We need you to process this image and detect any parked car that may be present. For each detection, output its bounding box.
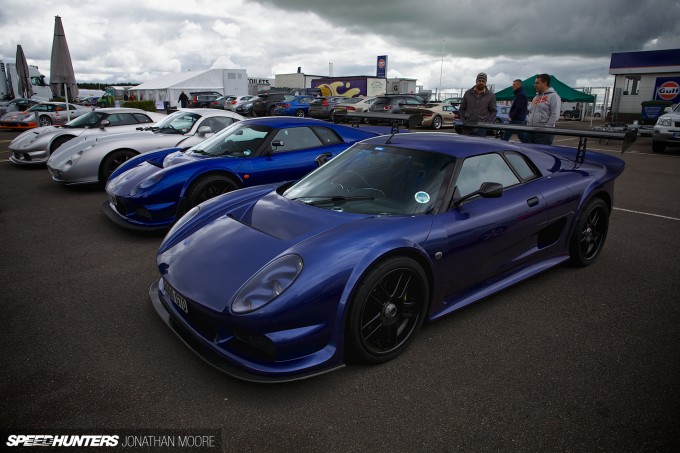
[495,104,511,124]
[402,103,460,130]
[235,97,259,116]
[208,95,233,110]
[78,96,100,107]
[308,96,349,121]
[272,95,314,117]
[102,117,380,230]
[0,98,40,116]
[252,93,293,116]
[46,109,244,185]
[368,95,425,116]
[0,102,89,130]
[652,103,680,153]
[188,91,222,108]
[9,108,165,166]
[147,128,626,382]
[222,95,256,111]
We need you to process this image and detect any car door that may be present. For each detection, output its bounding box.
[236,126,345,185]
[431,152,549,302]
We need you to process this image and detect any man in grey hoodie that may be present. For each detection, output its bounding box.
[525,74,561,144]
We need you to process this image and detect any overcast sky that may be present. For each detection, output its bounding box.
[1,0,679,93]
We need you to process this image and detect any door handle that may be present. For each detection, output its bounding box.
[527,196,539,207]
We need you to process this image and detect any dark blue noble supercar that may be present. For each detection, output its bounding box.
[149,129,626,382]
[103,117,380,230]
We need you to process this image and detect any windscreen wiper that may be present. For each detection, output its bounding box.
[294,195,375,206]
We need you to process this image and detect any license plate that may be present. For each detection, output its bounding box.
[672,132,680,139]
[165,281,189,313]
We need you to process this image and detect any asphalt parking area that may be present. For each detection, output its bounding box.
[1,125,679,452]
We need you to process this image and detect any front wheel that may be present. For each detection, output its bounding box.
[347,256,429,364]
[39,115,52,127]
[295,109,306,117]
[187,175,240,208]
[569,198,609,267]
[100,149,137,183]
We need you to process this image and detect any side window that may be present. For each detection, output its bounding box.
[110,114,137,126]
[199,116,234,134]
[505,152,539,181]
[456,153,520,198]
[271,127,323,153]
[133,113,154,124]
[312,127,343,145]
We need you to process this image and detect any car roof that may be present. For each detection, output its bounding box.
[360,132,525,159]
[93,107,148,114]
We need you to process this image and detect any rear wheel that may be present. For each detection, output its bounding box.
[431,115,442,130]
[39,115,52,127]
[347,256,428,364]
[569,198,609,267]
[187,175,240,208]
[99,149,137,184]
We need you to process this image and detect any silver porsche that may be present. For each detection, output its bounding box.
[9,107,166,166]
[46,108,244,185]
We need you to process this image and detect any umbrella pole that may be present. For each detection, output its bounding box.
[64,83,71,121]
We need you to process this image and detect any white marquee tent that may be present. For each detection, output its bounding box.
[131,69,248,107]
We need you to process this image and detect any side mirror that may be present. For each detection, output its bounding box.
[315,152,333,166]
[99,120,110,129]
[197,125,212,136]
[453,182,503,207]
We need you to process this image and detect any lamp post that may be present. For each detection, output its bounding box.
[438,40,445,101]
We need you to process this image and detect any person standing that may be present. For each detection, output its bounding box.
[178,91,189,108]
[525,74,561,144]
[501,79,528,142]
[458,72,497,137]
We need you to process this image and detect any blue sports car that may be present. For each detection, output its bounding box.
[103,117,380,230]
[148,127,630,382]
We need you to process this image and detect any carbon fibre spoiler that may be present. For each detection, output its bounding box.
[464,122,637,164]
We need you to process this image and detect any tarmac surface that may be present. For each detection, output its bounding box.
[1,121,679,452]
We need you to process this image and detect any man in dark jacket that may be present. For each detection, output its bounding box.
[178,91,189,108]
[501,79,528,142]
[458,72,497,137]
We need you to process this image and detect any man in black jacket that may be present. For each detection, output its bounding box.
[501,79,528,142]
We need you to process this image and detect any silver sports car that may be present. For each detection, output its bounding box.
[9,108,166,166]
[46,108,244,185]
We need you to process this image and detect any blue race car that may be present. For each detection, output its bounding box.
[272,95,314,117]
[149,126,632,383]
[102,117,379,230]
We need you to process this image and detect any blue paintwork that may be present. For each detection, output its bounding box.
[104,117,379,230]
[272,95,314,117]
[150,132,625,382]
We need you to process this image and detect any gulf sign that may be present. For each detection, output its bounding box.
[653,77,680,102]
[376,55,388,78]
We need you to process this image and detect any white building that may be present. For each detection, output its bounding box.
[131,69,248,107]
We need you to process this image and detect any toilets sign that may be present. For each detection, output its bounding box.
[654,77,680,102]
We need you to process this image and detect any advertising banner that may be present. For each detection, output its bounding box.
[653,76,680,103]
[376,56,388,78]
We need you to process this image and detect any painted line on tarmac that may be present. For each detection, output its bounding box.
[614,207,680,222]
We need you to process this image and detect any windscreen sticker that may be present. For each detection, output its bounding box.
[243,150,251,156]
[414,191,430,204]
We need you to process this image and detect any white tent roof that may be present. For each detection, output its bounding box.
[134,69,229,91]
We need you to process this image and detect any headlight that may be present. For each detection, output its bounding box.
[231,254,304,314]
[656,117,672,126]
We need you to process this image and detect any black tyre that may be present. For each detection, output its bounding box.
[187,174,240,208]
[569,198,609,267]
[347,256,429,364]
[268,106,277,116]
[295,109,306,117]
[652,140,665,153]
[99,149,137,183]
[431,115,442,130]
[50,135,74,154]
[494,118,502,124]
[39,115,52,127]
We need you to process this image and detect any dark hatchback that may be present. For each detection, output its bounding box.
[308,96,349,121]
[252,93,293,116]
[368,95,425,115]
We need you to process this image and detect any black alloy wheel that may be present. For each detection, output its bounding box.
[100,149,137,184]
[347,256,428,364]
[569,198,609,267]
[295,109,305,117]
[187,175,240,208]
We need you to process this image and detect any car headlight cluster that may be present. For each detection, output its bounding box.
[656,117,672,126]
[231,254,303,314]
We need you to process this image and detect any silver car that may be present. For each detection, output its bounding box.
[46,108,244,185]
[652,103,680,153]
[9,108,166,166]
[0,101,89,129]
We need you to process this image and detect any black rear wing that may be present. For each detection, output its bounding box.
[461,122,638,164]
[333,111,423,133]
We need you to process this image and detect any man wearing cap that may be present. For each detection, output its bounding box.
[458,72,497,137]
